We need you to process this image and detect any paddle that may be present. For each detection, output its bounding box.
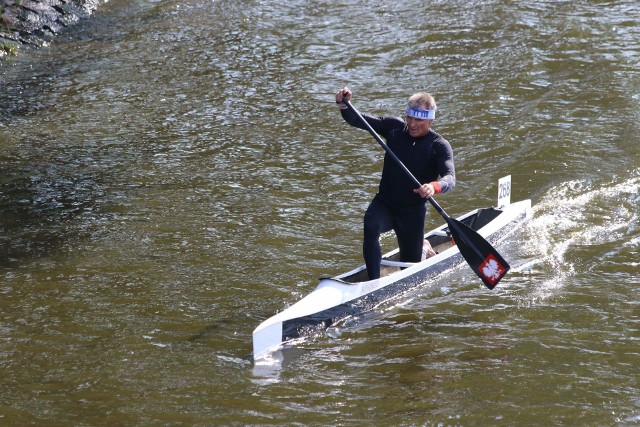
[342,98,510,289]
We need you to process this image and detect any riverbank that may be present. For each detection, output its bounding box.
[0,0,105,59]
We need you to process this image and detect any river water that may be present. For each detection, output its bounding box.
[0,0,639,425]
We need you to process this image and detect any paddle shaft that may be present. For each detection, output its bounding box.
[342,98,510,288]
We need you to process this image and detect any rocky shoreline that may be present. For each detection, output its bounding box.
[0,0,106,59]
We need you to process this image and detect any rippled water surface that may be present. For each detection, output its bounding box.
[1,0,639,425]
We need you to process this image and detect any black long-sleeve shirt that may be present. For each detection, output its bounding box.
[341,108,456,207]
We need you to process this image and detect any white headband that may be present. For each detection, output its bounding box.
[406,106,436,120]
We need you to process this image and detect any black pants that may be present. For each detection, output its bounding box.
[363,195,427,280]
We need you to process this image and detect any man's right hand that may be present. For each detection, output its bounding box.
[335,87,352,105]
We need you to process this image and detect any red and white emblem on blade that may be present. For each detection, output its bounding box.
[480,254,506,286]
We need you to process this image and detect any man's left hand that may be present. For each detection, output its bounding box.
[414,183,435,199]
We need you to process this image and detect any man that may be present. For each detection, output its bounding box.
[335,87,455,280]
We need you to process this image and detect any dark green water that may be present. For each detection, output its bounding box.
[0,0,638,425]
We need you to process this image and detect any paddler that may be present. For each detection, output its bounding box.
[335,87,456,280]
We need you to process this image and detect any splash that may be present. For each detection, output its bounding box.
[517,171,639,303]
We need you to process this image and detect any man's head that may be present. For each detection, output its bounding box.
[405,92,437,138]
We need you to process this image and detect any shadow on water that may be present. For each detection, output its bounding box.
[0,157,101,267]
[187,322,225,343]
[187,319,255,363]
[0,42,113,268]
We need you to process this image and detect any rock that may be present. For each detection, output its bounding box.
[0,0,106,58]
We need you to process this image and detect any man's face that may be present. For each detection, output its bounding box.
[406,116,432,138]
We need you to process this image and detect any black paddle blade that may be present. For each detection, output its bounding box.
[446,217,510,289]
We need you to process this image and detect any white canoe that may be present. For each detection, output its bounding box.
[253,186,532,361]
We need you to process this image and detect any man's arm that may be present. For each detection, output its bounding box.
[434,139,456,194]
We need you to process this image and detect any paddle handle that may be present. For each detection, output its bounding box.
[342,99,447,217]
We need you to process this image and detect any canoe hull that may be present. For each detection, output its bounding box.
[253,199,532,361]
